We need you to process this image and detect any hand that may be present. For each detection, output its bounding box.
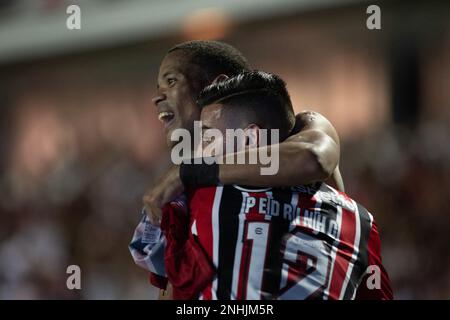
[143,165,184,226]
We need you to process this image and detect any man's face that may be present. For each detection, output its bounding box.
[153,50,205,148]
[200,103,259,158]
[199,103,228,156]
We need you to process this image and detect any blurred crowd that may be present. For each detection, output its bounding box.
[341,120,450,299]
[0,85,167,299]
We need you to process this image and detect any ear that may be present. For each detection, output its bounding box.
[211,74,229,85]
[244,124,260,148]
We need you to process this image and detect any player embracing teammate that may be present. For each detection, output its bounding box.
[129,41,393,300]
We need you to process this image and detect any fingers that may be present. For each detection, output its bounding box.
[149,207,162,226]
[143,194,162,226]
[142,166,183,226]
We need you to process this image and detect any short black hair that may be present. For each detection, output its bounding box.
[197,71,295,141]
[168,40,251,80]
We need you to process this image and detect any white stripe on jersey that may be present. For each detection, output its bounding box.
[339,199,361,300]
[245,222,270,299]
[312,188,322,235]
[243,191,274,299]
[191,220,198,236]
[367,210,374,228]
[211,186,223,300]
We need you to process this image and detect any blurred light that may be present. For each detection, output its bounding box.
[11,106,70,180]
[182,8,232,40]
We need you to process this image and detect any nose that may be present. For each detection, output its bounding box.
[152,92,166,107]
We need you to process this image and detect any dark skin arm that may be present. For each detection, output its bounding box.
[219,111,344,190]
[143,110,344,225]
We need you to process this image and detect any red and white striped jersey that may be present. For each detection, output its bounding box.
[187,182,393,300]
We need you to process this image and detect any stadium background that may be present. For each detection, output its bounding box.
[0,0,448,299]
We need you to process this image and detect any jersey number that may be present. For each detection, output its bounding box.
[240,223,331,299]
[278,231,331,299]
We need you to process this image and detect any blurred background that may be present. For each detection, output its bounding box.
[0,0,449,299]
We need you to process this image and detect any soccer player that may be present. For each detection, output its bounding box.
[130,40,343,298]
[170,71,392,299]
[145,40,344,223]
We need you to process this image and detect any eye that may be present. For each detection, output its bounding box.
[167,78,177,86]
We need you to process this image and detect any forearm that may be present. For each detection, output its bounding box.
[327,166,345,192]
[218,141,332,187]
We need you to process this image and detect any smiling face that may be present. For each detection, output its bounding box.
[153,50,207,148]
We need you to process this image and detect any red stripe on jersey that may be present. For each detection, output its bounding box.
[236,192,269,299]
[297,191,318,229]
[189,187,217,300]
[355,221,394,300]
[327,205,357,299]
[247,191,272,221]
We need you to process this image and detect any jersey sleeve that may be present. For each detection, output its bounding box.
[355,220,394,300]
[129,208,167,277]
[161,198,215,299]
[149,272,168,290]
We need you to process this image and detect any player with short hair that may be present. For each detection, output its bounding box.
[151,71,393,299]
[130,40,344,299]
[145,40,344,223]
[177,70,392,299]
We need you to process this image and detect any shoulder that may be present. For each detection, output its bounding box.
[292,110,339,145]
[295,110,332,130]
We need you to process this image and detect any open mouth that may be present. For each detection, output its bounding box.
[157,111,175,127]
